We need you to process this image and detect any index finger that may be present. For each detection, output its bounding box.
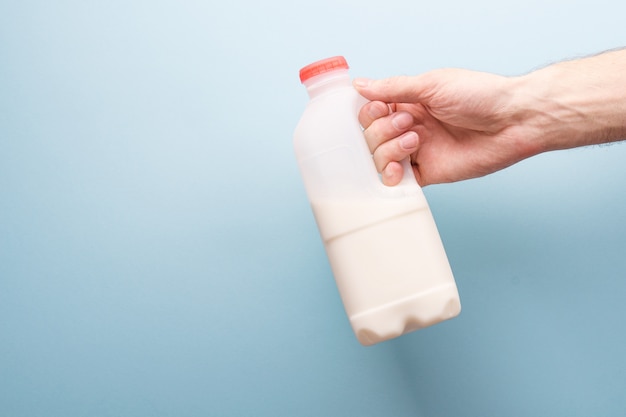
[358,100,395,129]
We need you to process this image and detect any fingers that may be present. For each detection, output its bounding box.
[363,111,415,153]
[381,161,404,186]
[356,84,423,186]
[358,100,395,129]
[374,131,419,186]
[358,103,419,186]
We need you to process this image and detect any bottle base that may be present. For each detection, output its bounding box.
[349,283,461,346]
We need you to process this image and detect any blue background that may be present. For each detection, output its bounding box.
[1,1,625,416]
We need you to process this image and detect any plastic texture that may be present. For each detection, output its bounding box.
[299,56,349,83]
[293,57,461,346]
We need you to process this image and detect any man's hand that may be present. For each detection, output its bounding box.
[354,49,626,186]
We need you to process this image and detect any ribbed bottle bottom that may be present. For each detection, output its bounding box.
[350,284,461,346]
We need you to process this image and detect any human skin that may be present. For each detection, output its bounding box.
[354,48,626,187]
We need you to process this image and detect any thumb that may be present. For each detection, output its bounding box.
[353,75,433,103]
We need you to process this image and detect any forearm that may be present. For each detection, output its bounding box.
[512,48,626,155]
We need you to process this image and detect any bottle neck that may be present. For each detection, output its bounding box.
[303,69,351,99]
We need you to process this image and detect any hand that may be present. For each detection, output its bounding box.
[354,69,538,186]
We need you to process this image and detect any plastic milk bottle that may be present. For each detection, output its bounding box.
[293,56,461,345]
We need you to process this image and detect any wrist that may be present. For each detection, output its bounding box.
[511,51,626,155]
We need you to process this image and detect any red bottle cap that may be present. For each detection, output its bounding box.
[299,56,349,83]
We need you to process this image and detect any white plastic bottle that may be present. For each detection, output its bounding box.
[293,56,461,346]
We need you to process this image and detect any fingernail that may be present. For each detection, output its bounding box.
[367,102,387,119]
[400,132,418,150]
[392,112,413,130]
[353,78,371,88]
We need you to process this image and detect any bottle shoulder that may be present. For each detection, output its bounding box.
[304,72,355,100]
[295,90,363,136]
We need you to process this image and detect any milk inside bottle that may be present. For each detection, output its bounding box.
[293,56,461,345]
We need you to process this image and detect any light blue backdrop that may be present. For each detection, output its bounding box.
[1,1,625,416]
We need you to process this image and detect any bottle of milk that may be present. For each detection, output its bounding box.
[293,56,461,346]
